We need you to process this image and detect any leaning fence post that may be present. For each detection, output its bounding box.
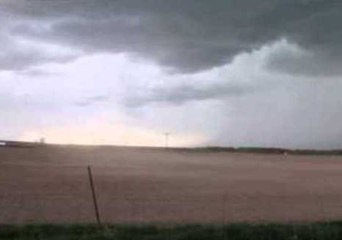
[87,166,101,225]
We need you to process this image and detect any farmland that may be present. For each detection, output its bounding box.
[1,145,342,224]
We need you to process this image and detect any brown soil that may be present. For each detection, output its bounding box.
[1,145,342,224]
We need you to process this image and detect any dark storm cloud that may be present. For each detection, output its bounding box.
[1,0,341,75]
[125,82,256,107]
[266,46,342,77]
[0,46,75,71]
[0,32,47,71]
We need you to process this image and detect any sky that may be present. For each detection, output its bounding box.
[1,0,342,149]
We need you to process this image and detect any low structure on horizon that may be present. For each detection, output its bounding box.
[0,140,40,148]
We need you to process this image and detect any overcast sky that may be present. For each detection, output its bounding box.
[1,0,342,149]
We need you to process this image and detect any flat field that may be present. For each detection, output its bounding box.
[1,145,342,224]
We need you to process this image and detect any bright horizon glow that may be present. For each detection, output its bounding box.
[18,116,206,147]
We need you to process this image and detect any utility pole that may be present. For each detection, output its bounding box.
[164,132,170,148]
[39,137,45,144]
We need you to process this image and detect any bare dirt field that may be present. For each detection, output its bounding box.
[1,145,342,224]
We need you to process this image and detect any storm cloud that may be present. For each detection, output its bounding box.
[1,0,341,74]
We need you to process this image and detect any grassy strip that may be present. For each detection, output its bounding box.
[1,222,342,240]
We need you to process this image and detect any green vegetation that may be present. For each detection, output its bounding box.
[1,222,342,240]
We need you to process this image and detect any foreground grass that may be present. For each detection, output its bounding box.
[1,222,342,240]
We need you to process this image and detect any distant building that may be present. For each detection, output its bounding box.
[0,140,39,148]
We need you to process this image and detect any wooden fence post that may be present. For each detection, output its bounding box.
[87,166,101,225]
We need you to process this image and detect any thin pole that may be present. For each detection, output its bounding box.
[164,133,170,148]
[87,166,101,225]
